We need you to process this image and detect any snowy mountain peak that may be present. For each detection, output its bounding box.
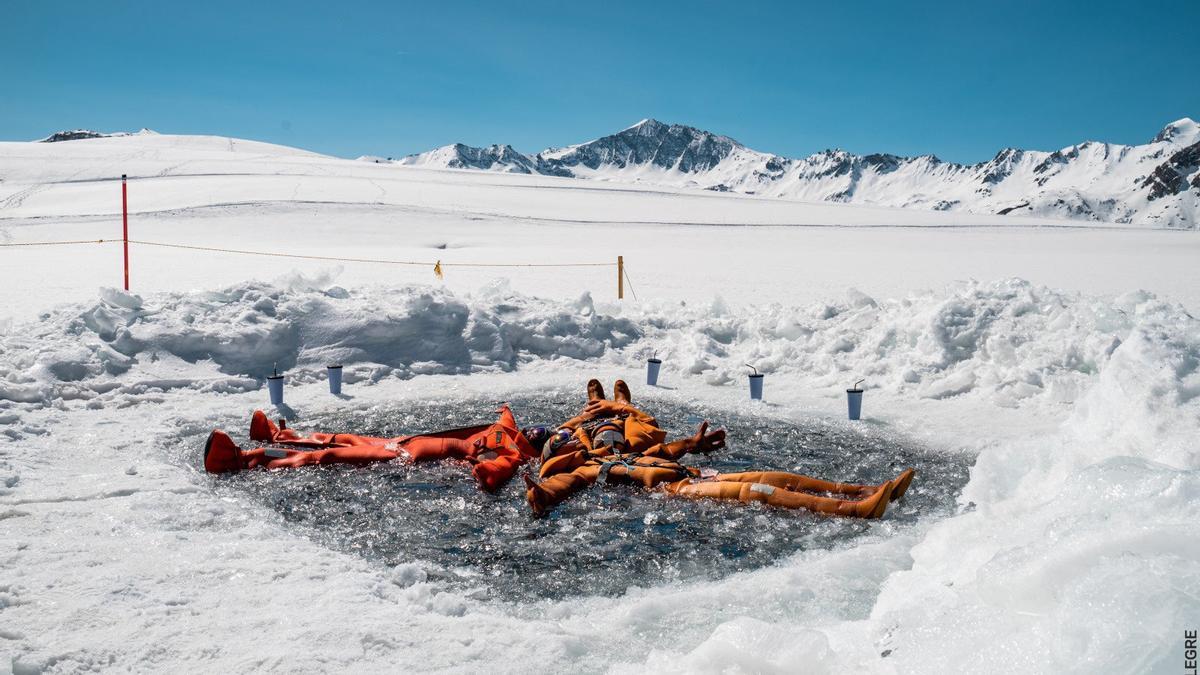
[397,141,538,174]
[537,120,747,174]
[617,118,741,147]
[1153,117,1199,144]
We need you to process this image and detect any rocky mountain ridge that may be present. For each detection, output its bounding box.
[396,118,1200,228]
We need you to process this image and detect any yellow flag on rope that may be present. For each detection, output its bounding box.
[433,260,443,280]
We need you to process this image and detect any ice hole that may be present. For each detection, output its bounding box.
[189,393,971,601]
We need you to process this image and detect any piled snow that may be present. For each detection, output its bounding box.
[846,296,1200,672]
[630,289,1200,672]
[0,277,1170,417]
[625,279,1141,409]
[676,293,1200,667]
[0,279,638,414]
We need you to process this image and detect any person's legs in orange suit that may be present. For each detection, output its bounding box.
[402,436,473,461]
[259,445,400,469]
[204,430,400,473]
[717,471,879,498]
[719,469,916,502]
[249,410,393,448]
[665,477,895,518]
[525,464,602,516]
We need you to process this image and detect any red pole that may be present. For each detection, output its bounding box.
[122,174,129,291]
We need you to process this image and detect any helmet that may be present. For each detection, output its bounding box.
[521,426,550,447]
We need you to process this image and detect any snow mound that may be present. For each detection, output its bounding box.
[629,279,1155,409]
[0,277,1188,419]
[0,278,641,411]
[636,288,1200,672]
[850,295,1200,672]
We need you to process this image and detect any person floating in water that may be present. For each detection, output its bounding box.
[203,405,545,492]
[525,379,914,518]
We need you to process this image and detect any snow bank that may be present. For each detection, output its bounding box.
[0,276,1165,416]
[0,278,640,414]
[845,295,1200,673]
[645,289,1200,672]
[626,278,1145,410]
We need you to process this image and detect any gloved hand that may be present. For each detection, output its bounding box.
[689,422,726,454]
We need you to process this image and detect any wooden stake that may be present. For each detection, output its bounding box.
[122,174,129,291]
[617,255,624,300]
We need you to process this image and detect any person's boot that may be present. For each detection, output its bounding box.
[613,380,631,404]
[853,480,894,519]
[204,430,243,474]
[891,469,916,502]
[587,379,606,402]
[524,474,549,517]
[249,410,278,443]
[473,456,519,493]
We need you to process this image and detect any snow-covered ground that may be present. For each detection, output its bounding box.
[1,134,1198,673]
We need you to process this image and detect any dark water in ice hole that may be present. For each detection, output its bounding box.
[191,393,971,602]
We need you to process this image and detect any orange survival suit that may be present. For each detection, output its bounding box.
[204,406,537,492]
[525,402,910,518]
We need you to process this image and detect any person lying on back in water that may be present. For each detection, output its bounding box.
[203,405,547,492]
[524,379,915,518]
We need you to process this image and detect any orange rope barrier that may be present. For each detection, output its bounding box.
[0,182,633,297]
[1,237,633,297]
[0,238,613,267]
[125,239,615,268]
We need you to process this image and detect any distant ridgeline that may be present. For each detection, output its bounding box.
[393,118,1200,228]
[38,129,156,143]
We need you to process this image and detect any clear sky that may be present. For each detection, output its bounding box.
[3,0,1197,163]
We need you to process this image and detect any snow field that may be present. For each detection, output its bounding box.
[3,202,1199,327]
[2,132,1198,327]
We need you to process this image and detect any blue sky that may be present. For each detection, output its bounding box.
[3,0,1197,163]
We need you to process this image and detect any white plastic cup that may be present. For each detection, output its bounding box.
[847,388,864,420]
[749,373,764,400]
[327,365,343,395]
[646,358,662,386]
[267,374,284,406]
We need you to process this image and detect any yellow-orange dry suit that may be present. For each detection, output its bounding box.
[527,404,904,519]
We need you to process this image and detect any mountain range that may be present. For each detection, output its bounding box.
[392,118,1200,228]
[39,128,156,143]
